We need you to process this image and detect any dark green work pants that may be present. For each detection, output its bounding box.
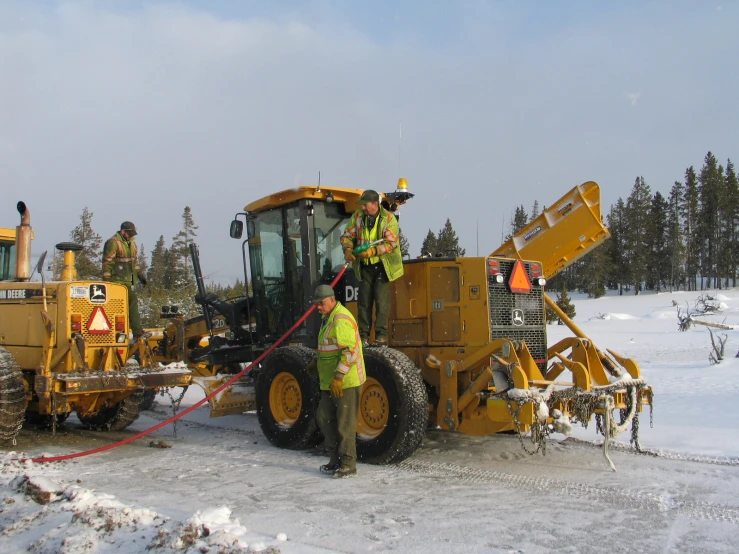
[358,261,390,342]
[125,284,143,336]
[316,386,361,470]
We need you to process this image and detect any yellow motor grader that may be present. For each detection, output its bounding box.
[148,180,652,465]
[0,203,191,442]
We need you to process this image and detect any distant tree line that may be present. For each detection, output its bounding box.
[549,151,738,297]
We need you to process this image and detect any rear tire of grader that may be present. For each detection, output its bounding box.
[24,412,69,428]
[357,347,428,465]
[0,346,28,442]
[78,392,143,431]
[139,389,156,411]
[256,346,322,450]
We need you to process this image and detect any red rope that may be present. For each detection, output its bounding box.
[21,266,348,463]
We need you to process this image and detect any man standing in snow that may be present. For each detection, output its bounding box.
[312,284,365,479]
[102,221,147,339]
[340,189,404,346]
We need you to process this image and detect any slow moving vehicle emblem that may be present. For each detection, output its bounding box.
[89,284,107,303]
[512,308,524,326]
[87,306,112,334]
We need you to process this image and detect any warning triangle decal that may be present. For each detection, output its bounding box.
[508,260,532,294]
[87,306,112,335]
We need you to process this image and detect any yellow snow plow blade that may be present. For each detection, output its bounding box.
[192,375,256,418]
[492,181,610,280]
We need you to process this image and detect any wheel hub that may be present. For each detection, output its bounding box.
[357,378,389,438]
[269,372,302,427]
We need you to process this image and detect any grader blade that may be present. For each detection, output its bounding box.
[192,375,256,417]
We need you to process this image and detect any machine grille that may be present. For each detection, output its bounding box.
[71,298,125,345]
[488,260,547,370]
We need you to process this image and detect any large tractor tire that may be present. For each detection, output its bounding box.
[256,346,321,449]
[0,346,28,442]
[357,347,428,464]
[139,389,157,411]
[78,392,143,431]
[25,412,69,428]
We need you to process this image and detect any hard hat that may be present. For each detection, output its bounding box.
[120,221,137,236]
[312,284,335,303]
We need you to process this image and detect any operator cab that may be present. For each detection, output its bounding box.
[233,192,355,347]
[0,228,18,281]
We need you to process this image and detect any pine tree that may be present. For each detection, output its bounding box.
[147,235,169,289]
[698,152,722,288]
[504,205,529,240]
[530,200,540,220]
[725,159,739,286]
[547,285,575,324]
[605,199,628,294]
[624,177,652,294]
[170,206,199,288]
[399,228,410,259]
[70,207,103,279]
[578,242,611,298]
[436,219,466,257]
[682,166,700,290]
[667,181,686,291]
[420,229,437,257]
[645,191,670,291]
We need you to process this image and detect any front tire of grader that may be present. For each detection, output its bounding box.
[0,346,28,442]
[357,348,428,465]
[256,346,321,450]
[77,392,143,431]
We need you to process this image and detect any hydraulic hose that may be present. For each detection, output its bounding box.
[18,265,349,463]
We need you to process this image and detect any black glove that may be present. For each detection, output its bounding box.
[138,272,148,286]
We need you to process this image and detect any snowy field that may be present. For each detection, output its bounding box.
[3,288,739,553]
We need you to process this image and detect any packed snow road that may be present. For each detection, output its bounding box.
[2,395,738,553]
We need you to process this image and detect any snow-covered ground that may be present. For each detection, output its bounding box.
[3,289,739,553]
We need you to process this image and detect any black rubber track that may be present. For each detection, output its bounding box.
[358,347,428,465]
[0,346,28,442]
[77,391,144,431]
[256,345,321,450]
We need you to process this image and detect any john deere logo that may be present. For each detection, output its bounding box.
[512,308,524,326]
[89,284,107,304]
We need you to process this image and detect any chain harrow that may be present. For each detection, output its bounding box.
[499,379,653,470]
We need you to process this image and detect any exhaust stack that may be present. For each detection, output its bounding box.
[15,202,32,282]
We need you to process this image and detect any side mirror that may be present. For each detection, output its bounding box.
[229,220,243,239]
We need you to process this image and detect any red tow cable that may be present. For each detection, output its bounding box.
[19,266,348,463]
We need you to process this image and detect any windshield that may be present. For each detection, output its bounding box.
[313,202,351,283]
[0,240,16,281]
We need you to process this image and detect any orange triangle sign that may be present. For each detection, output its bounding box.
[87,306,112,335]
[508,260,532,294]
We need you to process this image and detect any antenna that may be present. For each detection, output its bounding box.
[316,171,321,193]
[476,220,479,256]
[398,121,402,174]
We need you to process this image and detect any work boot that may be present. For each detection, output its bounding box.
[332,466,357,479]
[320,460,341,475]
[371,338,387,347]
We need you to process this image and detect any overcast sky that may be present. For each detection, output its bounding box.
[1,1,737,284]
